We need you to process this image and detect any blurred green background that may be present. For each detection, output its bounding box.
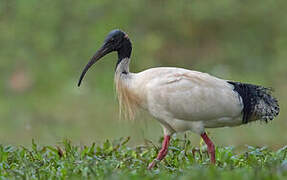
[0,0,286,147]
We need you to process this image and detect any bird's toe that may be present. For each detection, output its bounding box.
[147,159,158,170]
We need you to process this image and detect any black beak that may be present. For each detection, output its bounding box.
[77,44,111,87]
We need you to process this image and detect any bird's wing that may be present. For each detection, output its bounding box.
[142,67,243,121]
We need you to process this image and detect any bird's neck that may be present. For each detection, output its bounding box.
[115,58,131,75]
[114,57,140,120]
[115,38,132,74]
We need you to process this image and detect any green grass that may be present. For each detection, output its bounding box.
[0,136,286,179]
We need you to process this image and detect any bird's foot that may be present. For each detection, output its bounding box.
[148,135,170,170]
[211,159,216,164]
[148,159,159,170]
[201,132,216,165]
[210,155,216,164]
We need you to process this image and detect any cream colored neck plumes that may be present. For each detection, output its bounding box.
[114,58,140,120]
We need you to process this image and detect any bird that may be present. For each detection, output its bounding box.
[77,29,280,169]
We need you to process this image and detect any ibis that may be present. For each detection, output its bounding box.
[78,29,280,169]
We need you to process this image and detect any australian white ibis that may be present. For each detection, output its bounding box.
[78,29,280,169]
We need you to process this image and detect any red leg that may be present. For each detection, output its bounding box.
[148,135,170,169]
[201,132,216,164]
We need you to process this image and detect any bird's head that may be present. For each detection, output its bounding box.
[78,29,132,86]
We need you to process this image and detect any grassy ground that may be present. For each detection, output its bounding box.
[0,136,286,179]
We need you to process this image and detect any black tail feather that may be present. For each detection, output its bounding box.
[228,81,279,124]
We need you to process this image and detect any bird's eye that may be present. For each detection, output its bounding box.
[110,38,115,43]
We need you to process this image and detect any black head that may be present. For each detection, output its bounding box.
[77,29,132,86]
[103,30,129,52]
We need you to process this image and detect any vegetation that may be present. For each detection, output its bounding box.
[0,0,286,179]
[0,136,286,179]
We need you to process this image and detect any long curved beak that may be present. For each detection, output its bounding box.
[77,44,110,87]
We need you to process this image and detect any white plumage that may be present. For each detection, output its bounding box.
[78,30,279,169]
[116,60,243,134]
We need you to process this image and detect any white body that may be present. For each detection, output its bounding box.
[116,59,244,136]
